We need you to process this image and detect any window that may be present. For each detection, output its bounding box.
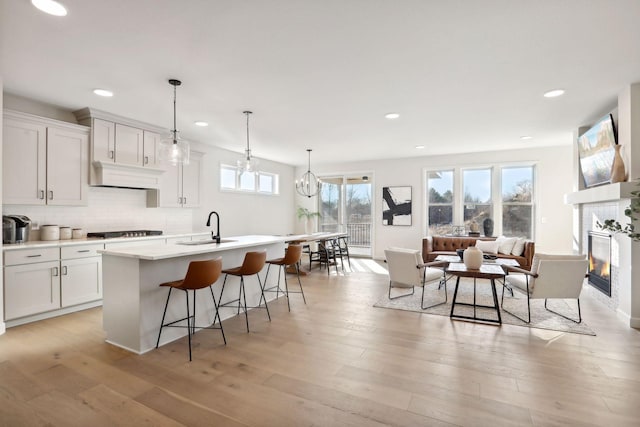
[427,170,454,236]
[220,164,279,195]
[501,166,534,238]
[258,172,278,194]
[463,168,492,231]
[425,164,535,238]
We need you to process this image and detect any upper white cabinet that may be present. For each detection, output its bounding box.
[92,118,115,162]
[143,130,161,168]
[148,151,202,208]
[74,108,166,188]
[2,110,89,206]
[115,123,144,166]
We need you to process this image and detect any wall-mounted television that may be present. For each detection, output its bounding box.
[577,114,617,188]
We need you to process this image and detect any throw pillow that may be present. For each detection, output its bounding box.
[496,236,517,255]
[511,238,527,256]
[475,239,499,254]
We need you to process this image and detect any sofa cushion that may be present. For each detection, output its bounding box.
[496,236,517,255]
[511,238,527,256]
[475,239,499,254]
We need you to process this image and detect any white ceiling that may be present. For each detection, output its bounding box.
[2,0,640,167]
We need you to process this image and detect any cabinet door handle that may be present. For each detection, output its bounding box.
[52,267,59,277]
[109,150,114,159]
[48,190,54,200]
[77,249,91,253]
[62,266,68,275]
[27,254,42,258]
[144,156,149,165]
[39,190,45,199]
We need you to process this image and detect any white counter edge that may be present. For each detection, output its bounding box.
[98,235,288,260]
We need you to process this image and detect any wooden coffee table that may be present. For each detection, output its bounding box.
[445,262,505,325]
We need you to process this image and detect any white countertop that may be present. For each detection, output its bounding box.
[98,234,286,260]
[1,232,209,251]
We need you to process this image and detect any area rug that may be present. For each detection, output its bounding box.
[373,279,596,335]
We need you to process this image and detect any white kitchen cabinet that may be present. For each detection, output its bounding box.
[115,123,144,166]
[4,246,61,321]
[2,110,89,206]
[148,151,202,208]
[92,118,116,162]
[143,130,161,168]
[61,257,102,307]
[46,126,89,206]
[60,244,103,307]
[182,153,202,207]
[2,116,46,205]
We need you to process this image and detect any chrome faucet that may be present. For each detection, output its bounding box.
[206,211,221,243]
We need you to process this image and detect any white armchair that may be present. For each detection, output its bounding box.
[384,247,447,309]
[502,253,588,323]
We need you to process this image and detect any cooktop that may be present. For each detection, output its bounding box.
[87,230,163,238]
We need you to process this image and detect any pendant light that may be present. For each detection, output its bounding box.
[159,79,190,165]
[295,149,321,198]
[237,110,258,172]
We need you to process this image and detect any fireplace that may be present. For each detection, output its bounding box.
[588,231,611,296]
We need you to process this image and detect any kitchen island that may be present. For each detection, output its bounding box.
[99,235,286,354]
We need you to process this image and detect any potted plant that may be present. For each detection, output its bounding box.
[597,180,640,241]
[297,206,320,234]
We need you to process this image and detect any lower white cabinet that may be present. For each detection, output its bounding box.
[4,260,61,320]
[3,243,103,322]
[60,244,103,307]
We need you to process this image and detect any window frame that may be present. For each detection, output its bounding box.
[219,163,280,195]
[424,163,536,238]
[426,169,455,236]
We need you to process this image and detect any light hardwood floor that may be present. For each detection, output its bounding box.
[1,259,639,426]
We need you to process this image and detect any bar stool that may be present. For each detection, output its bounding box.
[219,251,269,333]
[263,244,306,311]
[156,257,225,361]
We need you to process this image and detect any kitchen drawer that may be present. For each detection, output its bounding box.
[4,247,59,266]
[61,243,104,259]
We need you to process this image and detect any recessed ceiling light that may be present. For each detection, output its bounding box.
[543,89,565,98]
[31,0,67,16]
[194,121,209,127]
[93,89,113,97]
[520,136,533,140]
[415,145,425,149]
[385,113,400,119]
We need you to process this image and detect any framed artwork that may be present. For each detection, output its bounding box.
[382,186,412,225]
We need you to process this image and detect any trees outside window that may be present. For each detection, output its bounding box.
[427,170,454,236]
[426,165,535,238]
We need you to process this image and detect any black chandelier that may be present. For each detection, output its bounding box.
[295,149,321,198]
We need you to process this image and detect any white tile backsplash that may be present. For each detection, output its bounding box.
[2,186,193,237]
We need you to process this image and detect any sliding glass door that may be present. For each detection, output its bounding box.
[319,175,372,256]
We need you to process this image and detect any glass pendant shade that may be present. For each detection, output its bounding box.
[295,149,321,198]
[159,79,190,165]
[237,111,258,172]
[160,131,190,165]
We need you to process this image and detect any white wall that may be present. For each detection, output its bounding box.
[297,145,575,259]
[190,140,296,237]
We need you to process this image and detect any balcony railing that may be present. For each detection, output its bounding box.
[320,222,371,247]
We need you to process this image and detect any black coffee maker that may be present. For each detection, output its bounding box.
[2,215,31,243]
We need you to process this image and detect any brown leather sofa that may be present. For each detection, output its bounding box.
[422,236,535,270]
